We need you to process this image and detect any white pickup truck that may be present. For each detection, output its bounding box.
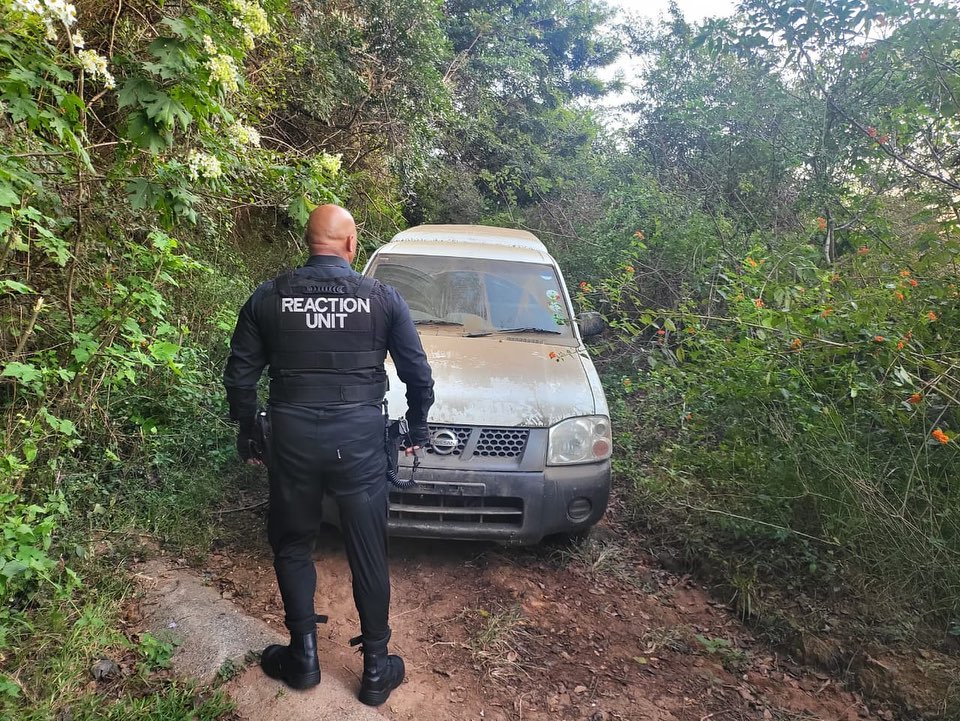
[363,224,611,544]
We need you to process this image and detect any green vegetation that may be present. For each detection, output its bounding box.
[1,0,958,716]
[0,0,447,715]
[580,0,960,632]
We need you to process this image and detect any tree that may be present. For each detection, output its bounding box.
[412,0,621,219]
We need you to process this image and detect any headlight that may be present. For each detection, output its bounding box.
[547,415,612,465]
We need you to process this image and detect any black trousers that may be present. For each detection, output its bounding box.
[266,402,390,639]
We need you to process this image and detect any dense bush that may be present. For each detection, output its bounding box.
[0,0,432,709]
[585,221,959,613]
[565,0,960,624]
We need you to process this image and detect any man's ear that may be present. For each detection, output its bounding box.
[346,233,358,261]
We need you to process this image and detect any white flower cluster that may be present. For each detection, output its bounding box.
[11,0,117,90]
[186,151,223,181]
[225,0,270,49]
[11,0,77,41]
[205,53,240,93]
[12,0,43,14]
[202,34,218,54]
[78,49,116,89]
[314,152,342,177]
[41,0,74,24]
[227,122,261,147]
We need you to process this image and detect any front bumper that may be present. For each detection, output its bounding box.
[386,460,611,544]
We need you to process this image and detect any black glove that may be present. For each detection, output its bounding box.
[408,423,430,448]
[236,426,257,462]
[237,416,265,463]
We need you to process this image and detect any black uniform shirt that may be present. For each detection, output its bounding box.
[224,255,434,432]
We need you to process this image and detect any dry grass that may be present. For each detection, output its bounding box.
[550,536,628,575]
[639,624,695,654]
[466,605,540,682]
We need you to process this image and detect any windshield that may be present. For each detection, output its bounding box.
[368,254,574,338]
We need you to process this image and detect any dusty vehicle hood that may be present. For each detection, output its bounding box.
[385,334,606,427]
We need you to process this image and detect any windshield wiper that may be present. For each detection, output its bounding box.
[465,327,563,337]
[413,319,464,326]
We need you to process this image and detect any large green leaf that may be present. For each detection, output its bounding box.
[1,362,42,386]
[126,178,159,210]
[117,76,154,108]
[141,90,193,131]
[0,184,19,207]
[126,109,172,152]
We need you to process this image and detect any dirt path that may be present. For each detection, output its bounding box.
[203,478,902,721]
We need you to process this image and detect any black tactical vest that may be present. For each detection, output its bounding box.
[266,269,388,405]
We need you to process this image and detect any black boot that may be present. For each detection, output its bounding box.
[261,628,321,690]
[349,630,405,706]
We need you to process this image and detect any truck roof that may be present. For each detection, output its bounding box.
[380,224,552,264]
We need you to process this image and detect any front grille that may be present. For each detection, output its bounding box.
[415,425,530,461]
[424,425,471,456]
[389,488,524,527]
[474,428,529,457]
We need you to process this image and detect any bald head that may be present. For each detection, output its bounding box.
[305,204,357,262]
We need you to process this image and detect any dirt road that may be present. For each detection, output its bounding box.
[200,476,914,721]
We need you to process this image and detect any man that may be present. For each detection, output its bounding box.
[223,204,433,706]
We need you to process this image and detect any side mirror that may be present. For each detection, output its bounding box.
[576,311,605,338]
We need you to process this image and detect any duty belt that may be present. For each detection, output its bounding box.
[269,380,388,404]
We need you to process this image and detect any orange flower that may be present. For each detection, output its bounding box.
[894,291,905,301]
[790,338,803,351]
[900,269,911,277]
[745,256,759,268]
[928,311,937,321]
[878,134,889,144]
[896,341,905,350]
[633,230,645,240]
[816,216,828,232]
[857,246,870,255]
[579,281,590,291]
[874,335,885,343]
[866,126,878,138]
[932,428,950,445]
[909,279,918,287]
[548,351,558,359]
[820,307,833,317]
[685,413,693,421]
[909,393,922,404]
[754,298,764,308]
[625,265,635,274]
[656,329,666,336]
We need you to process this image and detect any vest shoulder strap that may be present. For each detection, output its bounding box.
[275,271,297,297]
[356,276,377,299]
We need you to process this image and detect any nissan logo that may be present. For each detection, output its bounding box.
[431,429,459,455]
